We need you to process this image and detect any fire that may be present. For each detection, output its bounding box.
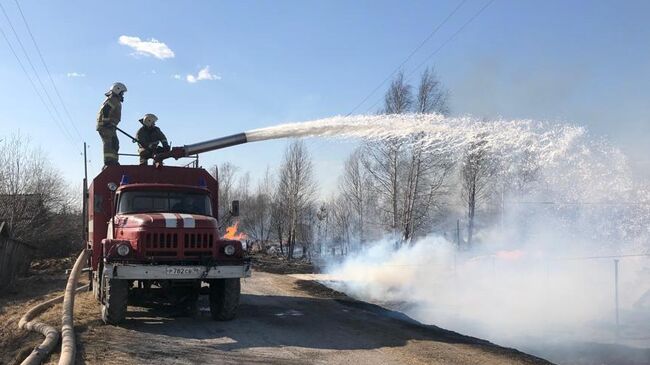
[495,249,525,260]
[223,221,247,240]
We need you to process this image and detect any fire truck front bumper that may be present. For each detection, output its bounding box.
[103,261,251,280]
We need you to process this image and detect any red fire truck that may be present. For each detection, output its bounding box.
[88,163,250,324]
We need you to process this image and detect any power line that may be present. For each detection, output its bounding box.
[0,25,76,145]
[346,0,469,116]
[13,0,83,141]
[0,0,77,143]
[363,0,497,114]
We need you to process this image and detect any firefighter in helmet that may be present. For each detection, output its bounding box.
[96,82,126,166]
[136,113,170,165]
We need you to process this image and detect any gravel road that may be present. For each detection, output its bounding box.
[69,271,551,365]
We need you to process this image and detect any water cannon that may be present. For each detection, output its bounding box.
[154,132,249,163]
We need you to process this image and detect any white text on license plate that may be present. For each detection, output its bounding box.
[166,267,201,275]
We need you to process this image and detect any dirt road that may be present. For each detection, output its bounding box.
[63,271,550,365]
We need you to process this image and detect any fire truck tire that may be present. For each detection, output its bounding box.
[101,278,128,325]
[209,278,240,321]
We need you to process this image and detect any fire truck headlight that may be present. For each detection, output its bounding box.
[116,244,131,256]
[224,244,236,256]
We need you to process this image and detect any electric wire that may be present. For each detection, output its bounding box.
[347,0,469,116]
[13,0,83,140]
[363,0,497,114]
[0,0,78,144]
[0,25,77,145]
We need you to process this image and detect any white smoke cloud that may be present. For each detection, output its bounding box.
[325,229,650,361]
[186,66,221,83]
[118,35,175,59]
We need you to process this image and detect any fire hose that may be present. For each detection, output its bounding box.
[58,249,89,365]
[18,249,89,365]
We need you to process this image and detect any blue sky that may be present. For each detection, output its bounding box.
[1,0,649,193]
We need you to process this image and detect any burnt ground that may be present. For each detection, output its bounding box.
[250,252,318,274]
[1,254,553,365]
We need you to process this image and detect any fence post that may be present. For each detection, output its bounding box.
[456,219,461,249]
[614,259,620,340]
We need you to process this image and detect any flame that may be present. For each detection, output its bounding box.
[223,221,247,240]
[495,249,525,260]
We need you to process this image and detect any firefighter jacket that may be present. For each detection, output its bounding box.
[96,95,122,130]
[136,126,169,153]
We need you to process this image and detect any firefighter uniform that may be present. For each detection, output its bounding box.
[136,125,169,165]
[96,94,122,165]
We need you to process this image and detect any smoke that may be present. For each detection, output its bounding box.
[326,232,649,340]
[278,114,650,363]
[323,225,650,365]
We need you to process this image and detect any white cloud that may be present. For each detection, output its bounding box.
[66,72,85,78]
[186,66,221,83]
[118,35,175,59]
[172,74,181,80]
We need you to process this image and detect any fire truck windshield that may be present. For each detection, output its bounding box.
[117,190,212,216]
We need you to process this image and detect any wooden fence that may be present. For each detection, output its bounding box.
[0,221,35,293]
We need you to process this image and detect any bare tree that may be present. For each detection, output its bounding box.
[363,72,415,237]
[365,68,453,244]
[0,134,80,256]
[460,137,496,247]
[315,203,329,255]
[416,67,450,115]
[340,148,371,244]
[383,71,413,114]
[214,162,239,220]
[269,191,287,254]
[329,195,352,256]
[362,140,404,236]
[276,140,317,260]
[399,68,453,242]
[242,168,274,247]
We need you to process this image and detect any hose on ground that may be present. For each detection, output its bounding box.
[58,249,90,365]
[18,249,90,365]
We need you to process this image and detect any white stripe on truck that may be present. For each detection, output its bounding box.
[160,213,177,228]
[179,214,195,228]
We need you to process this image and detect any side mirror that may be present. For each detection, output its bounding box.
[230,200,240,217]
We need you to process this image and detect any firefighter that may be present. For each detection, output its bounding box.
[96,82,127,166]
[136,113,170,165]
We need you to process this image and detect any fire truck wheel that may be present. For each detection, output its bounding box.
[209,278,240,321]
[101,278,128,325]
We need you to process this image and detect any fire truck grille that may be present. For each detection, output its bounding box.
[143,232,178,249]
[140,231,215,258]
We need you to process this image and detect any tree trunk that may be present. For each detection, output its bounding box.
[467,182,476,247]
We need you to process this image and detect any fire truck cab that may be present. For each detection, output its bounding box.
[88,165,250,324]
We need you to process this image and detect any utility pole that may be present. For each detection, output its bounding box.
[82,142,88,242]
[82,142,91,289]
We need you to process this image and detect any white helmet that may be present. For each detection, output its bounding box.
[139,113,158,127]
[105,82,127,96]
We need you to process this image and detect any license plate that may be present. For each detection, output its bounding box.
[165,267,201,275]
